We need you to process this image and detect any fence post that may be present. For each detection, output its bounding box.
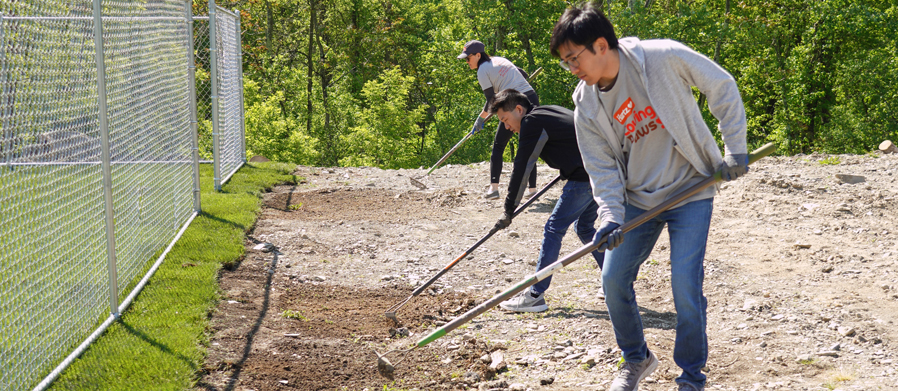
[235,8,246,163]
[209,0,221,191]
[187,2,202,211]
[92,0,120,316]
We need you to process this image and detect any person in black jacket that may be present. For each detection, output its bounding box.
[489,88,604,313]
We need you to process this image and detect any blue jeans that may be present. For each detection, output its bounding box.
[531,180,604,294]
[601,198,713,388]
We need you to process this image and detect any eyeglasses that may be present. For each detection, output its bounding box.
[558,46,590,71]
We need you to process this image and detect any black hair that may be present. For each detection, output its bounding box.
[550,2,618,57]
[476,52,491,67]
[488,89,532,115]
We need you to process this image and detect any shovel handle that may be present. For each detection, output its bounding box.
[415,143,776,347]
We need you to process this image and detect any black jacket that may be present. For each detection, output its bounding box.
[505,105,590,213]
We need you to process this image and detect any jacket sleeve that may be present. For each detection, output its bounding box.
[573,107,627,225]
[482,88,496,112]
[667,41,747,156]
[504,120,545,214]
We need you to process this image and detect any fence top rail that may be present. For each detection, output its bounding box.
[0,15,189,21]
[213,6,239,18]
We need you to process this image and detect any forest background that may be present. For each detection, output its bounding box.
[195,0,898,168]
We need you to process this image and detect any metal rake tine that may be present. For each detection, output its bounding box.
[385,296,413,315]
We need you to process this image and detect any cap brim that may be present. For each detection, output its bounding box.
[457,53,469,59]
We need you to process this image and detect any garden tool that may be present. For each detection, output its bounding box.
[409,67,544,189]
[386,174,563,324]
[376,143,776,379]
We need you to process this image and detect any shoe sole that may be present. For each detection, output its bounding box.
[499,303,548,312]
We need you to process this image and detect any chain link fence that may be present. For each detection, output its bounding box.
[0,1,244,389]
[193,4,245,191]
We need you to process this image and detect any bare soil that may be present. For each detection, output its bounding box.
[198,153,898,391]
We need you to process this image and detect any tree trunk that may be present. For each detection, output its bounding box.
[521,34,535,71]
[698,0,730,109]
[306,0,316,137]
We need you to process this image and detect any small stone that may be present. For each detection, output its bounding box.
[835,174,865,184]
[508,231,520,238]
[540,377,555,385]
[509,383,526,391]
[527,259,537,266]
[490,351,507,371]
[817,351,840,357]
[480,354,491,364]
[796,354,812,363]
[381,275,395,281]
[312,276,326,282]
[830,343,841,351]
[463,371,481,383]
[502,258,514,265]
[253,242,275,252]
[839,326,856,337]
[822,265,834,273]
[480,380,508,390]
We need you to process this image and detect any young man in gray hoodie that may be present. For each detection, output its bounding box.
[550,4,749,391]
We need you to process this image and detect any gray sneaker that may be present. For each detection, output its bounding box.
[484,188,500,199]
[523,189,538,200]
[499,291,548,312]
[608,349,658,391]
[677,382,703,391]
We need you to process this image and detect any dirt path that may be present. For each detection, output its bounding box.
[199,154,898,391]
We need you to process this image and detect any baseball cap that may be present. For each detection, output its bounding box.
[457,40,485,59]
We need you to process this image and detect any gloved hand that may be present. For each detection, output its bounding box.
[593,221,623,251]
[718,153,749,181]
[493,211,513,230]
[470,116,486,134]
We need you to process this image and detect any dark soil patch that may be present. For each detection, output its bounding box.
[262,187,466,223]
[199,248,494,391]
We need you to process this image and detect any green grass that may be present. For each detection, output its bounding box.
[818,156,841,165]
[48,162,297,391]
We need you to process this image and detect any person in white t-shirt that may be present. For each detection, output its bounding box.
[457,40,539,199]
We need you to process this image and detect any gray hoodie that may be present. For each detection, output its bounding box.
[573,37,748,224]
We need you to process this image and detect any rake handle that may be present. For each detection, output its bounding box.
[415,143,776,347]
[422,68,545,178]
[407,175,563,298]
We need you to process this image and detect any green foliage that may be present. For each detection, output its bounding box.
[339,66,428,168]
[281,309,309,321]
[232,0,898,165]
[244,79,320,164]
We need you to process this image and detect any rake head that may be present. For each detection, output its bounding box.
[383,295,413,326]
[409,176,427,189]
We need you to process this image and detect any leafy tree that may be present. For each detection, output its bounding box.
[339,66,428,168]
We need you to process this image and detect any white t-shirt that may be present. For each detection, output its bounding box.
[477,56,533,94]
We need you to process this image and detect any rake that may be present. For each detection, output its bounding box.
[409,67,544,189]
[386,174,563,324]
[376,143,776,378]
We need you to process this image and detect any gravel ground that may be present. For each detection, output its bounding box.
[200,151,898,391]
